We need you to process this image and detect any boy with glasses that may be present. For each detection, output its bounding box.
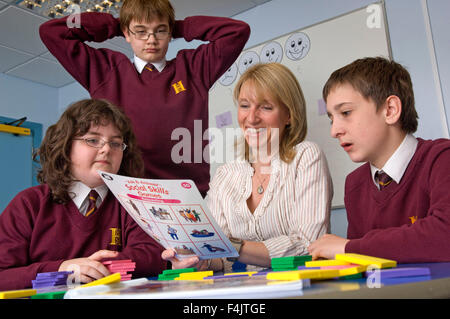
[39,0,250,197]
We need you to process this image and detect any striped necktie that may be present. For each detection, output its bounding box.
[85,190,99,217]
[375,171,393,190]
[144,63,158,72]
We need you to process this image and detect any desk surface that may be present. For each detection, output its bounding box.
[63,262,450,299]
[295,262,450,299]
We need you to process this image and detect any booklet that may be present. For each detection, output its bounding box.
[98,171,238,260]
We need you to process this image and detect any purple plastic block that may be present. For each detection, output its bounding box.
[365,267,430,279]
[36,271,73,278]
[297,266,321,270]
[252,271,271,276]
[32,279,67,287]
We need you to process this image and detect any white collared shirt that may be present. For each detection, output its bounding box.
[133,55,166,73]
[69,181,109,215]
[370,134,418,188]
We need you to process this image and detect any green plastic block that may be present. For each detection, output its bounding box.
[31,290,66,299]
[162,267,197,275]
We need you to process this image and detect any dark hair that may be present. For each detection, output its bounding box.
[35,99,144,204]
[322,57,418,133]
[120,0,175,32]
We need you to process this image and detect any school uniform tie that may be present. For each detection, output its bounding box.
[375,171,393,190]
[85,190,99,217]
[144,63,158,73]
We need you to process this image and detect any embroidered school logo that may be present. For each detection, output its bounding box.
[172,80,186,94]
[109,228,122,246]
[408,216,418,225]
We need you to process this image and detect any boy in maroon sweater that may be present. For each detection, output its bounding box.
[39,0,251,197]
[0,99,165,291]
[308,57,450,263]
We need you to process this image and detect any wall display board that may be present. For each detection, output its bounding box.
[208,3,391,207]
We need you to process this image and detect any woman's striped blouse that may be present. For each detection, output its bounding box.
[206,141,333,271]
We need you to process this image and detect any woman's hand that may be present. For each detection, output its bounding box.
[161,249,208,270]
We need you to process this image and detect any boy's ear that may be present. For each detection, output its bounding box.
[122,27,131,43]
[384,95,402,125]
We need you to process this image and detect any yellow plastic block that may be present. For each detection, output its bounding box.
[177,271,213,280]
[318,269,341,279]
[335,253,397,269]
[0,288,37,299]
[305,259,351,267]
[337,266,365,276]
[224,271,257,277]
[266,269,339,281]
[80,272,121,288]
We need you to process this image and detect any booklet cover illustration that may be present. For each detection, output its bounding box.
[98,171,238,260]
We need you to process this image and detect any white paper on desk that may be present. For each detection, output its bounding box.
[98,171,238,260]
[64,276,308,299]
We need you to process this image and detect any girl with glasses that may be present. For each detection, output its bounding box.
[0,99,165,290]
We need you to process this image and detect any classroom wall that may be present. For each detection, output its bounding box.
[427,0,450,135]
[58,81,89,115]
[0,73,59,133]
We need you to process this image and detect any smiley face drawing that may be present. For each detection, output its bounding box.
[238,51,260,75]
[285,32,310,61]
[218,63,238,86]
[260,41,283,63]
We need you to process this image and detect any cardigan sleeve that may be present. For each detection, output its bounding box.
[0,191,63,290]
[172,15,250,89]
[39,12,126,92]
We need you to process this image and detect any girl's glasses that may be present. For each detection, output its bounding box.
[74,138,127,151]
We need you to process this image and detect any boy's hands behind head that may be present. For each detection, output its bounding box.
[59,249,119,284]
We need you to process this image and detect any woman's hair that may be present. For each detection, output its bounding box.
[233,62,308,163]
[120,0,175,32]
[35,99,144,204]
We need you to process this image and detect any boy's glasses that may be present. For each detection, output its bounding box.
[128,29,170,41]
[74,138,127,151]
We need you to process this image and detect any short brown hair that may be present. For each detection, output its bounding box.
[120,0,175,31]
[322,56,418,133]
[233,63,307,163]
[35,99,144,204]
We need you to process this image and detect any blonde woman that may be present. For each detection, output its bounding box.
[163,63,333,272]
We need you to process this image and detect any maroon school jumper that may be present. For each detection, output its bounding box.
[39,13,250,197]
[0,185,166,290]
[344,138,450,263]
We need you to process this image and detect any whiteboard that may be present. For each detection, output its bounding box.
[208,3,391,208]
